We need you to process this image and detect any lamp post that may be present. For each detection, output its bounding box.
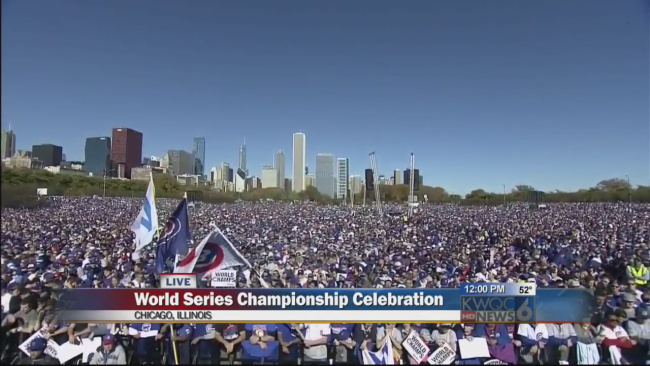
[502,184,506,205]
[103,168,116,198]
[625,175,631,204]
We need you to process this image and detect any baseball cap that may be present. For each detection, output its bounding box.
[30,337,47,352]
[103,334,115,345]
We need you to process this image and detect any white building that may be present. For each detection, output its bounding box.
[261,166,279,188]
[349,175,362,195]
[235,168,246,193]
[292,133,306,192]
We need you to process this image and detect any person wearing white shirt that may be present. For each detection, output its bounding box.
[301,323,330,364]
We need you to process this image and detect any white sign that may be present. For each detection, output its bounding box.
[19,330,60,359]
[483,359,508,365]
[211,270,236,287]
[402,331,430,363]
[458,337,491,359]
[427,343,456,365]
[36,188,48,196]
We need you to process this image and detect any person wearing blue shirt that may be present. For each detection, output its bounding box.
[156,323,192,364]
[191,323,216,364]
[129,323,161,365]
[328,323,356,363]
[277,324,301,364]
[213,323,246,365]
[242,323,280,363]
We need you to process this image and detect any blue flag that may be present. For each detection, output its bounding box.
[155,198,191,274]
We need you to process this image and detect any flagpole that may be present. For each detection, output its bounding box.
[170,323,179,365]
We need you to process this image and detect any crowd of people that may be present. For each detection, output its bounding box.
[1,197,649,364]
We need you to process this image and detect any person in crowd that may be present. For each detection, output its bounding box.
[542,323,577,365]
[17,338,59,365]
[454,324,482,365]
[156,323,192,365]
[474,324,517,364]
[625,306,650,364]
[598,309,637,364]
[213,323,246,365]
[241,323,279,363]
[277,324,301,364]
[328,323,356,364]
[626,257,649,287]
[301,323,331,364]
[128,323,161,365]
[375,323,403,363]
[88,334,126,365]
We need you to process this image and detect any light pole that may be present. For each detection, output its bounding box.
[502,184,506,205]
[625,175,631,204]
[103,168,116,198]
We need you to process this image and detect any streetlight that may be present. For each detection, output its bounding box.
[625,174,631,204]
[103,168,116,198]
[502,184,506,205]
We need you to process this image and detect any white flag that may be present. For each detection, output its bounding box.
[131,173,158,252]
[361,335,395,365]
[174,228,251,278]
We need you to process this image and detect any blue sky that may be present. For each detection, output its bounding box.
[2,0,648,194]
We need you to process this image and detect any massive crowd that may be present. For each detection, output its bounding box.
[1,197,649,365]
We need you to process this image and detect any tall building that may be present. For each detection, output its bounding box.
[84,137,111,176]
[238,141,247,175]
[111,128,143,179]
[32,144,63,167]
[274,150,285,189]
[235,168,246,192]
[210,167,218,183]
[337,158,350,200]
[193,137,206,176]
[220,162,232,182]
[349,175,362,195]
[1,129,16,159]
[292,133,306,192]
[261,166,279,188]
[315,153,336,198]
[393,169,404,185]
[164,150,194,175]
[305,174,316,187]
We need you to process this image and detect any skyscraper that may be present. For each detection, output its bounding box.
[1,129,16,159]
[349,175,362,195]
[84,137,111,176]
[193,137,206,176]
[274,150,286,189]
[316,153,336,198]
[393,169,404,185]
[292,133,306,192]
[164,150,195,175]
[111,127,143,179]
[337,158,350,200]
[32,144,63,167]
[261,165,279,188]
[238,141,247,175]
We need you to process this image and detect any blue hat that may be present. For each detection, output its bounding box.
[30,337,47,352]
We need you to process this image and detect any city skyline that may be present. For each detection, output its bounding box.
[2,2,648,193]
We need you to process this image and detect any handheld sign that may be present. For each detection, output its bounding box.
[211,270,237,288]
[402,331,430,364]
[427,343,456,365]
[160,273,198,289]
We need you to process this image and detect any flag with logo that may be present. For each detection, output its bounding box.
[131,173,159,252]
[155,197,191,274]
[174,228,250,279]
[360,336,396,365]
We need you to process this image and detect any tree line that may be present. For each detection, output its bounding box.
[1,167,649,208]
